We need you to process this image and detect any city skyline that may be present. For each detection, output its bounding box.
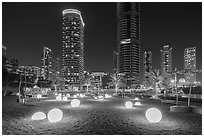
[2,2,202,82]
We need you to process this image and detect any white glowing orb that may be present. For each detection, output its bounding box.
[145,108,162,123]
[94,96,98,100]
[73,95,77,98]
[56,95,62,101]
[105,94,109,98]
[134,97,139,100]
[134,102,141,106]
[37,94,42,98]
[48,108,63,123]
[31,112,46,120]
[55,93,58,96]
[125,101,133,108]
[63,96,68,101]
[71,99,80,107]
[58,93,62,96]
[80,94,83,97]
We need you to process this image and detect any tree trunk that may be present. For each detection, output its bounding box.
[4,81,12,96]
[188,84,192,106]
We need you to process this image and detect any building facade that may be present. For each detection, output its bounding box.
[117,2,140,86]
[62,9,85,89]
[143,49,152,88]
[113,50,119,73]
[184,47,196,83]
[41,47,54,81]
[160,45,172,76]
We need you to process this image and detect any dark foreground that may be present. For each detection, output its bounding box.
[2,95,202,135]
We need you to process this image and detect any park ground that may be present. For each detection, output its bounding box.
[2,94,202,135]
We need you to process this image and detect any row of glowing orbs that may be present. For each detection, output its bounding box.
[31,99,80,122]
[125,98,162,123]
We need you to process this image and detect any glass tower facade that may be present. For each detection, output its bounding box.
[160,45,172,76]
[143,49,152,88]
[117,2,140,86]
[41,47,54,81]
[184,47,196,83]
[62,9,85,89]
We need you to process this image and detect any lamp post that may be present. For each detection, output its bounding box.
[168,68,179,105]
[170,79,174,94]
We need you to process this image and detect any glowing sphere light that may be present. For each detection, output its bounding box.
[73,95,77,98]
[134,97,139,101]
[63,96,68,101]
[37,94,42,98]
[56,95,62,101]
[67,94,70,97]
[145,108,162,123]
[71,99,80,107]
[125,101,133,108]
[48,108,63,123]
[31,112,46,120]
[134,102,141,106]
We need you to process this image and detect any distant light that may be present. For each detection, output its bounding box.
[80,94,83,97]
[145,108,162,123]
[71,99,80,107]
[134,102,141,106]
[31,112,46,120]
[47,108,63,123]
[63,96,68,101]
[134,97,139,101]
[73,95,77,98]
[98,95,104,100]
[37,94,42,98]
[67,94,70,97]
[58,93,62,96]
[56,95,62,101]
[55,93,58,96]
[125,101,133,108]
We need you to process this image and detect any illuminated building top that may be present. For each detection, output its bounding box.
[62,9,85,27]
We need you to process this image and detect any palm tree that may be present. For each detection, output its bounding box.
[146,69,168,96]
[83,75,93,92]
[109,73,124,93]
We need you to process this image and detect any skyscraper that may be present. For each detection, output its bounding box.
[160,45,172,76]
[113,50,119,73]
[55,57,61,80]
[117,2,140,86]
[143,49,152,87]
[62,9,85,89]
[41,47,54,81]
[184,47,196,83]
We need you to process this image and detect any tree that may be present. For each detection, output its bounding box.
[146,69,168,95]
[83,75,93,92]
[108,73,124,93]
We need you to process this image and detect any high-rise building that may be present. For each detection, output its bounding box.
[55,57,61,80]
[160,45,172,76]
[143,49,152,87]
[113,50,119,73]
[62,9,85,89]
[184,47,196,83]
[117,2,140,86]
[41,47,54,81]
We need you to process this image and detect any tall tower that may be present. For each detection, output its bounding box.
[117,2,140,86]
[184,47,196,83]
[113,50,119,73]
[62,9,85,89]
[41,47,54,81]
[160,45,172,76]
[55,57,61,80]
[143,49,152,88]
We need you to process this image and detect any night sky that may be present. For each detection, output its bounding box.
[2,2,202,82]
